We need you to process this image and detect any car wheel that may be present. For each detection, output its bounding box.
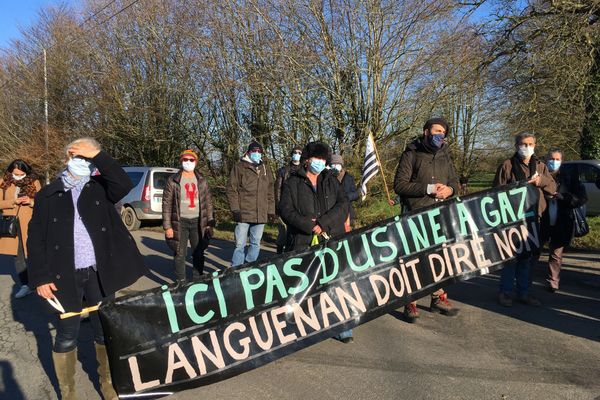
[122,206,141,231]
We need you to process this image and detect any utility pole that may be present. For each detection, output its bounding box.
[43,48,49,184]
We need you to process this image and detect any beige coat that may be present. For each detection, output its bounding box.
[0,180,41,257]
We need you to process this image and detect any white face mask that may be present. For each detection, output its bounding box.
[182,161,196,172]
[518,145,534,158]
[12,174,26,181]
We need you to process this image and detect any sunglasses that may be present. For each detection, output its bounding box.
[181,158,196,162]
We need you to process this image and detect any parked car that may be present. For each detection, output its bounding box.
[561,160,600,216]
[119,167,178,230]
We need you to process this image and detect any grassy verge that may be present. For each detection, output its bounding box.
[570,216,600,251]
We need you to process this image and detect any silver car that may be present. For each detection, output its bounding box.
[561,160,600,216]
[120,167,178,230]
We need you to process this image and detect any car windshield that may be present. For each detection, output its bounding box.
[153,172,173,190]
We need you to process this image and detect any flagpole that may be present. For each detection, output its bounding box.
[369,131,393,204]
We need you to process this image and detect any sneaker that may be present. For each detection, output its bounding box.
[430,293,459,316]
[517,295,541,306]
[14,285,32,299]
[546,286,558,293]
[498,292,513,307]
[403,302,420,323]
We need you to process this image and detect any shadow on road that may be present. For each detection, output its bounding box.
[0,360,25,400]
[139,235,276,283]
[445,258,600,342]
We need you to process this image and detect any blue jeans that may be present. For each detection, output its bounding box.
[232,223,265,267]
[336,329,353,340]
[499,256,531,297]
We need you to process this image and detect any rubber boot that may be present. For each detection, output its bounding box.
[52,349,77,400]
[95,343,119,400]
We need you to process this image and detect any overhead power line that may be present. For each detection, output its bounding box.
[0,0,143,90]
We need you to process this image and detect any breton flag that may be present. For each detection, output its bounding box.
[360,133,380,200]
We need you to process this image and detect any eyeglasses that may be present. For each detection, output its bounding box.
[181,158,196,162]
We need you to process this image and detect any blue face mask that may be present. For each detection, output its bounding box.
[67,157,94,177]
[429,134,444,149]
[309,159,326,175]
[547,160,561,172]
[291,153,301,162]
[249,152,262,164]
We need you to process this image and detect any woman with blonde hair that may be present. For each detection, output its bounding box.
[28,137,148,400]
[0,159,41,298]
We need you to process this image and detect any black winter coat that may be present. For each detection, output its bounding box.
[338,171,359,223]
[541,170,587,248]
[27,151,148,313]
[279,167,348,251]
[393,138,458,212]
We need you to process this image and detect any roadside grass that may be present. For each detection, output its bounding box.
[570,216,600,251]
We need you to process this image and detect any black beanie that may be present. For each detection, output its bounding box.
[247,141,264,153]
[302,141,331,164]
[423,117,449,136]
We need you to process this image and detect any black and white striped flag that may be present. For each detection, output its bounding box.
[360,133,380,200]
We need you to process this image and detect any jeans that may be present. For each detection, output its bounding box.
[54,267,104,353]
[232,223,265,267]
[15,235,28,285]
[174,218,206,282]
[336,329,353,340]
[499,256,531,297]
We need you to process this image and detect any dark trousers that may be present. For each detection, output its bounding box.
[15,235,28,285]
[174,218,205,282]
[276,220,287,254]
[54,267,104,353]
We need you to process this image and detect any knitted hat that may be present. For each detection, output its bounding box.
[302,141,331,163]
[331,154,344,166]
[423,117,449,136]
[180,149,198,160]
[247,141,264,153]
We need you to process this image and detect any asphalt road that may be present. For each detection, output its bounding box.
[1,230,599,400]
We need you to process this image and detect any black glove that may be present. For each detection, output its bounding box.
[232,211,242,223]
[205,226,214,240]
[268,214,277,224]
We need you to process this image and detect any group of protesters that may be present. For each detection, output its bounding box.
[0,117,588,399]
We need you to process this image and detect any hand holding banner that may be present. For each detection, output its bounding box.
[100,183,540,398]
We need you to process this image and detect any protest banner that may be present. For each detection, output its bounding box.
[99,183,540,398]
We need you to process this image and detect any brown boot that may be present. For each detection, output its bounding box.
[95,343,119,400]
[52,349,77,400]
[430,292,459,316]
[403,302,420,323]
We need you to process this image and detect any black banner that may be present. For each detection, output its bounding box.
[99,183,540,398]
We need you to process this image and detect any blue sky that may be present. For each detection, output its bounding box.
[0,0,75,50]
